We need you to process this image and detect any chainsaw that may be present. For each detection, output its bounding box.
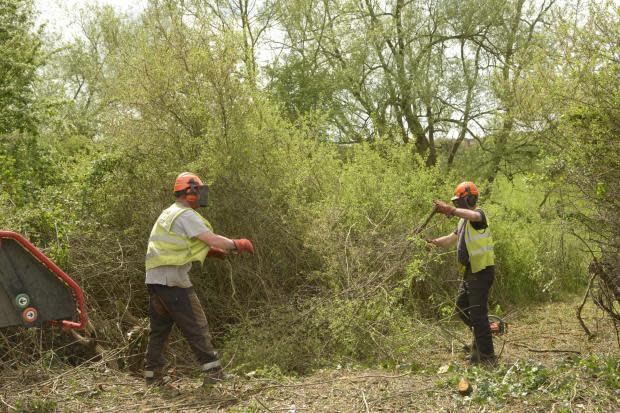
[489,314,508,336]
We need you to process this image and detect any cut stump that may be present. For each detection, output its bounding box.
[458,377,472,396]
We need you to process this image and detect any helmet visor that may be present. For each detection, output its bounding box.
[452,196,468,209]
[197,185,209,207]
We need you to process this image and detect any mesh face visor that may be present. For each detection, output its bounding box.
[452,197,469,209]
[197,185,209,207]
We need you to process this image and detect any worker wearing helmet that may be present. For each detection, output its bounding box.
[427,182,496,363]
[143,172,254,387]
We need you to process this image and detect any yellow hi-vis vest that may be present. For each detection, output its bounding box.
[458,214,495,273]
[145,203,213,270]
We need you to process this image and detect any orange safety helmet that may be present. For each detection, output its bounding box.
[451,181,479,208]
[173,172,203,193]
[173,172,208,208]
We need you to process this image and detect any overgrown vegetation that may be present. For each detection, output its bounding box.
[0,0,617,389]
[442,355,619,409]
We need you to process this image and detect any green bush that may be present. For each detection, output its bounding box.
[486,175,586,304]
[223,295,424,374]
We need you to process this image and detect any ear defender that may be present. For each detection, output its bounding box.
[185,178,200,204]
[462,186,478,208]
[466,194,478,207]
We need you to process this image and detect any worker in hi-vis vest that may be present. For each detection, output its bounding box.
[144,172,254,387]
[427,182,496,363]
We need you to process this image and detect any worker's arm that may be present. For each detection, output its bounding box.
[433,200,482,222]
[196,232,236,251]
[453,208,482,222]
[196,231,255,254]
[428,232,458,247]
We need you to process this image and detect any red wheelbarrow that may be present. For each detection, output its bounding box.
[0,231,87,330]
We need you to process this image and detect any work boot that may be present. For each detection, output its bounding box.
[462,339,477,354]
[144,370,164,386]
[467,351,497,366]
[145,375,181,397]
[202,367,232,387]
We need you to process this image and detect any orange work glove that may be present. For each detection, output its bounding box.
[206,247,227,260]
[233,239,254,254]
[433,200,456,217]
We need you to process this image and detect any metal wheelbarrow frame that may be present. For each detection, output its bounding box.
[0,230,87,330]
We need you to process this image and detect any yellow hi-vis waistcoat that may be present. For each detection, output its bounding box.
[145,203,213,270]
[458,214,495,273]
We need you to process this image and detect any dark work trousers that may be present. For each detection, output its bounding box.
[455,266,495,356]
[144,284,219,376]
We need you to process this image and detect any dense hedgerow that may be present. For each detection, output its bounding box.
[0,1,594,373]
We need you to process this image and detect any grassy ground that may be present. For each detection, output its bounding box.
[1,298,618,412]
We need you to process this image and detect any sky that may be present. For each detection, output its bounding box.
[35,0,147,40]
[34,0,283,68]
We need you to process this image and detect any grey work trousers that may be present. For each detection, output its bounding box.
[144,284,220,377]
[455,265,495,356]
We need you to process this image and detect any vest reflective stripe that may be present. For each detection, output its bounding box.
[470,245,494,256]
[145,248,190,260]
[148,234,187,246]
[465,232,491,243]
[460,212,495,273]
[145,203,213,270]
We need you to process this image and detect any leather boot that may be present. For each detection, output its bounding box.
[202,367,232,387]
[462,338,477,353]
[467,351,497,365]
[145,375,181,397]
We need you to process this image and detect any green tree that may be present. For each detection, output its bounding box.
[484,0,556,184]
[0,0,43,134]
[516,1,619,326]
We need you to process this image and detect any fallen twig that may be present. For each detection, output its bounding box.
[253,397,274,412]
[361,390,370,413]
[0,395,16,411]
[511,342,581,355]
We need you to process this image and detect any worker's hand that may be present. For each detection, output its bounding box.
[233,239,254,254]
[425,238,438,246]
[433,200,456,217]
[207,247,227,260]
